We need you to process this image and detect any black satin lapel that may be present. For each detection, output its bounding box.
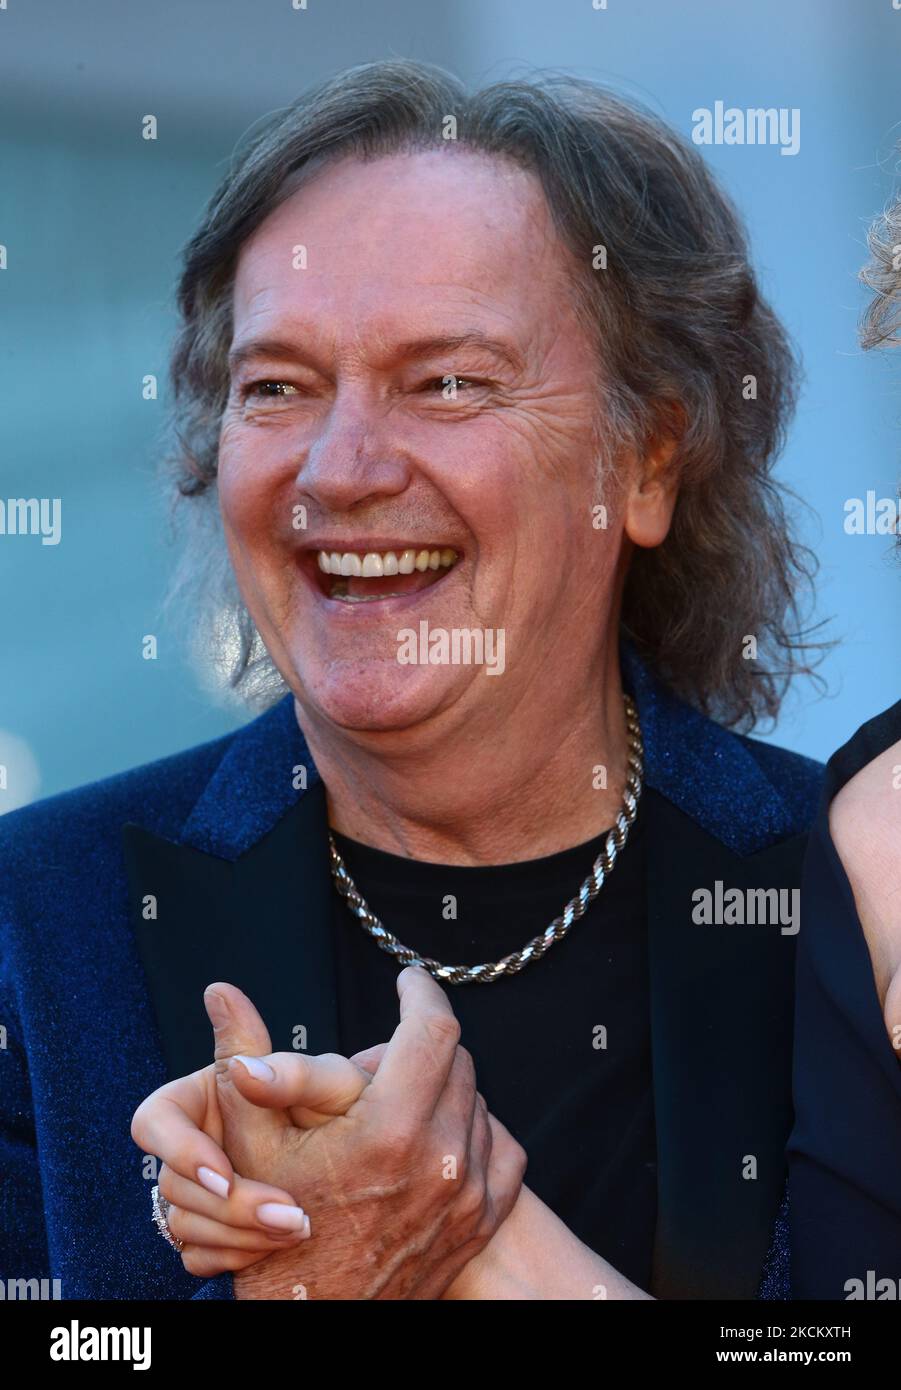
[644,789,804,1300]
[123,783,339,1079]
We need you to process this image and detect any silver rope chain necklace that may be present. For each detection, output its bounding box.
[327,693,644,985]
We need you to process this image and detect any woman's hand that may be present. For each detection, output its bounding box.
[131,1014,380,1273]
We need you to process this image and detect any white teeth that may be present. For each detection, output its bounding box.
[332,591,409,603]
[316,547,458,575]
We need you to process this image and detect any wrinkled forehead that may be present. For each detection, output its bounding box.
[230,149,580,349]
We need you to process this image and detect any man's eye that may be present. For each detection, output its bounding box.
[243,380,299,399]
[424,375,478,393]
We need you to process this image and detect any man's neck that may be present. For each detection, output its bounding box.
[294,664,631,867]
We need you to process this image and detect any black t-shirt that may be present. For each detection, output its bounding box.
[329,810,657,1289]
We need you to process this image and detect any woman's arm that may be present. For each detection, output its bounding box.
[828,737,901,1048]
[444,1185,652,1300]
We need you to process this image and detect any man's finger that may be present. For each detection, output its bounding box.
[484,1113,528,1227]
[367,966,462,1123]
[430,1042,478,1137]
[204,982,273,1073]
[349,1042,388,1075]
[203,982,282,1144]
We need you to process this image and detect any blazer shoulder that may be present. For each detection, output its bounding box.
[622,642,825,851]
[0,725,243,875]
[734,733,825,834]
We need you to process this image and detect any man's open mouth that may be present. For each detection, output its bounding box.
[307,547,461,603]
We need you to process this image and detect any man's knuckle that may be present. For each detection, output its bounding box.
[455,1178,487,1226]
[454,1048,476,1087]
[373,1121,417,1165]
[423,1012,461,1050]
[499,1139,528,1189]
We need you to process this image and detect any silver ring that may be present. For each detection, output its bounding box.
[151,1183,185,1253]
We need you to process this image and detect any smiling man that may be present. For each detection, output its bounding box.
[214,144,646,862]
[1,61,827,1300]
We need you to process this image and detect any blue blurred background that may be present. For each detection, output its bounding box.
[1,0,899,809]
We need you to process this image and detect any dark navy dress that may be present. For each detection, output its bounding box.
[788,699,901,1299]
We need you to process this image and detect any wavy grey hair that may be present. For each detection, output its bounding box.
[860,180,901,552]
[166,59,822,729]
[861,187,901,350]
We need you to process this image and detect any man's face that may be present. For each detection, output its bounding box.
[218,150,627,737]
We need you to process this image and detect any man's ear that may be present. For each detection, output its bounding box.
[622,406,683,550]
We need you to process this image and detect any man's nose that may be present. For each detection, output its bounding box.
[297,392,410,510]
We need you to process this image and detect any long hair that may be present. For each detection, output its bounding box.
[167,59,823,729]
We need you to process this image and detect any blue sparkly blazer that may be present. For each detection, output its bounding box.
[0,644,822,1301]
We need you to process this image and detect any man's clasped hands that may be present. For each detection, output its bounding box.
[132,966,647,1300]
[132,966,528,1300]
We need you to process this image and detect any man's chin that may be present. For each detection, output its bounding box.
[298,662,464,736]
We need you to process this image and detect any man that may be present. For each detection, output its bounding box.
[0,61,824,1299]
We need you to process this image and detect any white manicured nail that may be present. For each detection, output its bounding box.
[197,1166,230,1199]
[257,1203,307,1231]
[231,1054,275,1081]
